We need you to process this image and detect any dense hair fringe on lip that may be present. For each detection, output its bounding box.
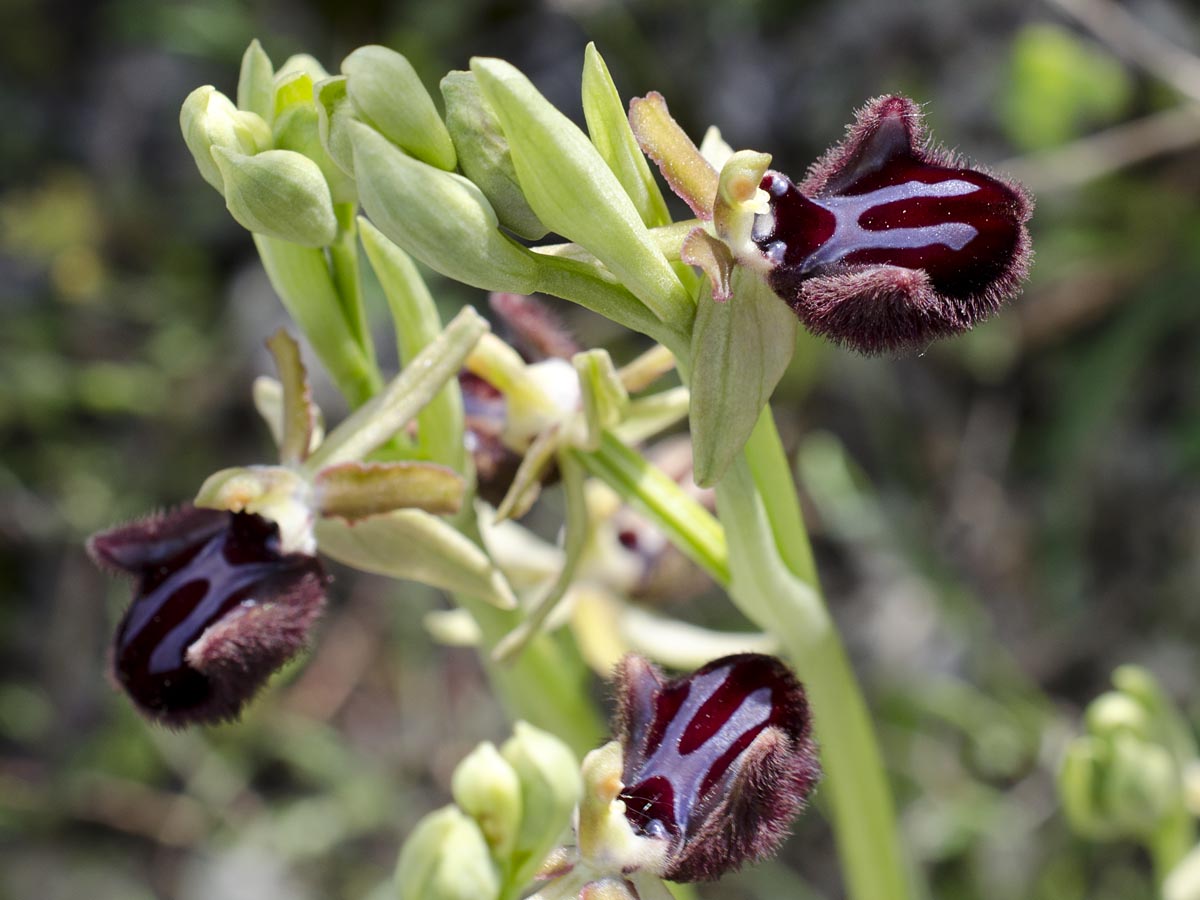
[759,93,1034,355]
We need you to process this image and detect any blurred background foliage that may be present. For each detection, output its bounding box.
[3,0,1200,897]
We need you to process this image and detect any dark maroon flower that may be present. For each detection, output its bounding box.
[614,653,820,882]
[88,505,327,726]
[751,95,1032,354]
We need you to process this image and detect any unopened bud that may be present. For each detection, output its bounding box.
[451,741,523,859]
[342,45,456,170]
[501,722,582,887]
[441,71,547,239]
[394,806,499,900]
[350,121,538,293]
[212,147,338,247]
[180,86,271,193]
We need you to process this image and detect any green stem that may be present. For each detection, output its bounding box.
[328,203,376,368]
[720,412,912,900]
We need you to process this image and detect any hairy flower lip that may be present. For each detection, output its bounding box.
[752,94,1033,355]
[613,653,820,882]
[90,505,327,727]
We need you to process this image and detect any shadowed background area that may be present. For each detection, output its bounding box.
[3,0,1200,897]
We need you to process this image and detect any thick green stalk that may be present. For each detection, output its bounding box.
[327,203,376,367]
[718,413,912,900]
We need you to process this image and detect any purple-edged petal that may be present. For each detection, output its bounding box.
[613,654,819,882]
[90,505,326,726]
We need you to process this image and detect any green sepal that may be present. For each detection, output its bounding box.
[500,722,582,890]
[180,86,272,193]
[451,741,523,862]
[237,39,275,124]
[359,217,465,470]
[471,57,692,327]
[213,147,337,247]
[394,806,500,900]
[342,45,457,170]
[441,70,547,239]
[316,509,517,609]
[350,121,538,294]
[689,269,796,487]
[573,348,628,452]
[273,103,356,204]
[580,43,670,228]
[314,460,464,519]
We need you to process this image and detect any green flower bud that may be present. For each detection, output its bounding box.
[213,147,337,247]
[500,721,582,888]
[349,121,538,293]
[1059,666,1193,845]
[237,39,275,124]
[342,45,456,170]
[180,86,272,193]
[451,741,523,860]
[471,57,692,327]
[440,71,547,239]
[273,103,356,204]
[394,806,499,900]
[1060,732,1179,841]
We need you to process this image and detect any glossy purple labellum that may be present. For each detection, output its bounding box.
[614,653,820,882]
[752,95,1032,354]
[88,505,326,726]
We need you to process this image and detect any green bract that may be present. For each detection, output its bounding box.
[212,147,338,247]
[580,43,670,229]
[441,70,548,239]
[342,45,457,170]
[470,57,693,327]
[689,268,797,487]
[350,121,538,293]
